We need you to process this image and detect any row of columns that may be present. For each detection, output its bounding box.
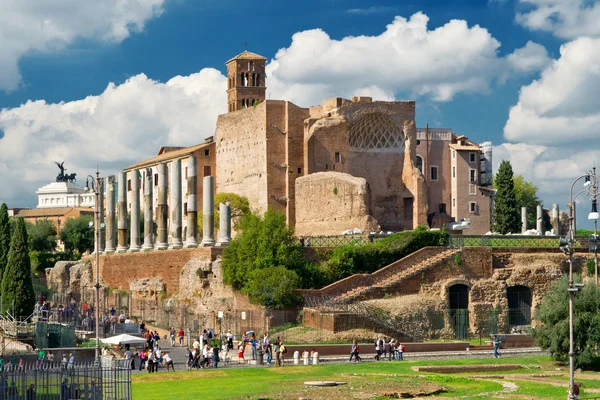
[520,204,560,234]
[97,156,231,254]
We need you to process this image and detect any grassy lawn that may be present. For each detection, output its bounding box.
[132,356,588,400]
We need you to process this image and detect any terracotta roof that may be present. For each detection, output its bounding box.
[226,51,267,64]
[15,208,93,218]
[125,142,213,171]
[449,143,481,151]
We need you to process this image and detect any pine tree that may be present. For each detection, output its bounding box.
[0,203,10,282]
[1,218,35,317]
[493,160,521,234]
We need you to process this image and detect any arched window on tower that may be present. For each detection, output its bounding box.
[416,155,423,173]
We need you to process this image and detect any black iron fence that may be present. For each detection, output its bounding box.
[300,234,391,247]
[0,357,131,400]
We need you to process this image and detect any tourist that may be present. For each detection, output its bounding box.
[375,337,382,361]
[47,351,54,365]
[37,348,46,370]
[273,342,281,367]
[226,330,234,350]
[493,335,500,358]
[265,342,273,366]
[397,342,404,361]
[237,341,245,364]
[251,335,258,360]
[67,353,75,369]
[169,327,176,346]
[388,338,396,361]
[147,349,155,372]
[18,356,24,371]
[139,349,146,371]
[212,345,220,368]
[349,339,361,362]
[163,352,174,372]
[310,348,316,365]
[382,337,387,359]
[178,328,185,346]
[26,384,35,400]
[279,341,287,366]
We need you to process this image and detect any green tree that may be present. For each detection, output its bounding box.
[1,218,35,317]
[493,160,521,234]
[493,174,550,230]
[60,215,94,254]
[242,266,300,308]
[26,219,57,252]
[222,207,306,290]
[0,203,10,282]
[198,192,250,233]
[532,276,600,368]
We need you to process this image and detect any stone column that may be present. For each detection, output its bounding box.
[201,176,215,246]
[521,207,527,234]
[552,204,560,234]
[156,163,168,250]
[142,168,154,251]
[129,169,141,252]
[169,159,183,249]
[216,202,231,246]
[536,204,543,234]
[116,172,128,252]
[104,175,116,253]
[98,178,105,252]
[185,156,198,248]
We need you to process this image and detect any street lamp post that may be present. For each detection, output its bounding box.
[86,169,102,361]
[562,168,599,400]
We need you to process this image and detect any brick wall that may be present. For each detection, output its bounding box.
[85,247,222,294]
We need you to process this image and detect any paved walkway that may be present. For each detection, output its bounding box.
[131,340,548,374]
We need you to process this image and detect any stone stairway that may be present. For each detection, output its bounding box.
[330,248,459,303]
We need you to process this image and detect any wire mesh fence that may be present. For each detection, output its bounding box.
[300,234,391,247]
[0,357,131,400]
[449,235,561,248]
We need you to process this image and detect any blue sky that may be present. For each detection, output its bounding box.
[1,0,599,229]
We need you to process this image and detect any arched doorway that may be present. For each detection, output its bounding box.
[507,286,532,326]
[448,284,469,339]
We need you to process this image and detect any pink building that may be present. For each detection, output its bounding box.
[416,128,493,235]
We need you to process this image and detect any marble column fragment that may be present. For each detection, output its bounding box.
[536,204,543,234]
[104,175,116,253]
[185,156,198,248]
[116,172,128,252]
[552,204,560,234]
[156,163,168,250]
[129,169,141,252]
[216,202,231,246]
[169,160,183,249]
[521,207,527,234]
[98,177,105,252]
[201,176,215,247]
[142,168,154,251]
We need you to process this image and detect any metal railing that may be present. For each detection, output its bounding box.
[449,235,561,248]
[300,234,391,247]
[0,358,131,399]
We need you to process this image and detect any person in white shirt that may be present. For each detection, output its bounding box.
[163,353,174,372]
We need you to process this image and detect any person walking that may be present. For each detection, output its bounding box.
[349,339,361,362]
[178,328,185,346]
[493,335,501,358]
[273,342,281,367]
[169,327,176,347]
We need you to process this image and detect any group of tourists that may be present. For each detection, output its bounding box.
[0,350,75,372]
[349,337,405,362]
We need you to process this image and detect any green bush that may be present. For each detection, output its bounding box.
[318,227,449,285]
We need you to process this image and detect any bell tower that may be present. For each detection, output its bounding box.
[225,50,267,112]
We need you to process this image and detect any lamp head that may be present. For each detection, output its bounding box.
[589,199,599,220]
[584,175,592,187]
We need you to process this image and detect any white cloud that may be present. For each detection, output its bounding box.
[0,69,226,206]
[504,37,600,145]
[346,6,398,15]
[516,0,600,39]
[266,12,548,105]
[506,41,551,73]
[0,0,168,91]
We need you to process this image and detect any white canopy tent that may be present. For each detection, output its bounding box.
[101,334,146,345]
